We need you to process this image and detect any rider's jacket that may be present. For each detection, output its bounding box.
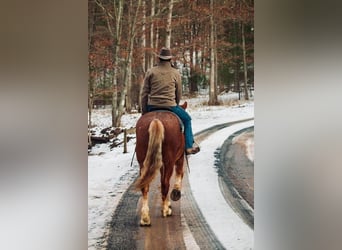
[141,61,182,114]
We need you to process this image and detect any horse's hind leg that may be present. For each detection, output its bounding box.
[161,166,173,217]
[140,186,151,226]
[170,156,185,201]
[161,196,172,217]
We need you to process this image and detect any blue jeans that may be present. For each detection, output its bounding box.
[147,105,194,149]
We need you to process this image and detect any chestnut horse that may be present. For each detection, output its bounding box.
[135,103,187,226]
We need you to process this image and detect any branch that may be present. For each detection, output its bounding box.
[94,0,114,36]
[95,0,114,19]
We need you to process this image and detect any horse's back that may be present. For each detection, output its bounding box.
[136,111,182,135]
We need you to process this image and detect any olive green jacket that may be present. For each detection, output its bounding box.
[141,61,182,114]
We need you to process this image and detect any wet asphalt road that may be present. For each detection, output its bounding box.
[106,119,254,249]
[217,126,254,229]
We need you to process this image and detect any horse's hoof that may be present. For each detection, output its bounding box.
[140,217,151,226]
[140,222,151,227]
[140,220,151,227]
[170,189,181,201]
[161,208,172,217]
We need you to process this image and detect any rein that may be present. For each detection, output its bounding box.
[130,147,136,167]
[185,154,190,173]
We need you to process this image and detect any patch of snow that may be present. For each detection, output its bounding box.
[188,121,254,249]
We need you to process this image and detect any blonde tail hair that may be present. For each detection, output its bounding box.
[135,119,164,189]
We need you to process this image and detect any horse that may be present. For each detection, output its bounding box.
[134,102,187,226]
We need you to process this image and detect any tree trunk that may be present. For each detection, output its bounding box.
[155,0,160,50]
[112,0,123,127]
[111,89,118,127]
[165,0,173,48]
[88,0,97,128]
[95,0,122,126]
[155,25,159,50]
[241,22,249,100]
[125,48,133,113]
[88,84,93,128]
[149,0,155,68]
[141,0,146,72]
[120,0,142,116]
[208,0,218,105]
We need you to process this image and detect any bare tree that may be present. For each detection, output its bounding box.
[95,0,144,126]
[208,0,218,105]
[121,0,142,114]
[88,0,96,128]
[141,0,146,72]
[149,0,156,68]
[165,0,174,48]
[95,0,124,126]
[241,22,249,100]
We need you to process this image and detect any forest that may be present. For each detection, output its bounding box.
[88,0,254,127]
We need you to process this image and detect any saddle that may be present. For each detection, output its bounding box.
[147,108,184,133]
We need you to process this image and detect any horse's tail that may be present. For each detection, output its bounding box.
[135,119,164,190]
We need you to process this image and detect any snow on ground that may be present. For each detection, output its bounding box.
[88,92,254,249]
[185,93,254,134]
[188,120,254,249]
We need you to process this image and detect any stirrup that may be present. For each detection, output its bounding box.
[185,146,200,155]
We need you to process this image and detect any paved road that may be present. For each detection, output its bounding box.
[106,119,254,249]
[218,126,254,229]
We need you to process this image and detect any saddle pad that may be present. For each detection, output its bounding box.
[151,110,184,133]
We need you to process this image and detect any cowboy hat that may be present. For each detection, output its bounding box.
[156,47,173,60]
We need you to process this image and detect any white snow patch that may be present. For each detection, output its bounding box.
[188,120,254,249]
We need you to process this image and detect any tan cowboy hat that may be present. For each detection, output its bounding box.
[156,47,173,60]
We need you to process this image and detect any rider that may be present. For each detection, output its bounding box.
[141,47,200,155]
